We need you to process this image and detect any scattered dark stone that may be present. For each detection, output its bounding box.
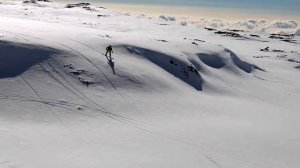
[193,39,205,42]
[270,33,294,38]
[276,55,287,59]
[23,0,50,3]
[63,64,74,69]
[287,59,300,64]
[205,27,216,31]
[214,31,245,38]
[82,6,96,11]
[260,47,285,53]
[253,56,270,58]
[65,3,90,8]
[23,0,36,4]
[250,34,260,38]
[192,42,198,46]
[260,47,269,52]
[269,35,284,40]
[79,78,94,87]
[281,39,297,43]
[100,34,111,38]
[272,49,284,53]
[97,14,108,17]
[70,70,85,76]
[229,29,244,32]
[268,33,296,43]
[157,40,168,43]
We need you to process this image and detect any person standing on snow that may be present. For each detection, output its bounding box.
[105,45,113,59]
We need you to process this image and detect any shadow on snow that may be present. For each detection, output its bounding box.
[0,40,58,78]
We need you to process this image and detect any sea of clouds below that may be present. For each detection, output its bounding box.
[158,15,300,35]
[1,0,299,36]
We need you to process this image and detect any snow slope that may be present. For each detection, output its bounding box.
[0,1,300,168]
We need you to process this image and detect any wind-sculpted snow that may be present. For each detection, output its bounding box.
[224,49,265,73]
[197,53,226,69]
[122,45,203,91]
[196,49,264,73]
[0,40,58,78]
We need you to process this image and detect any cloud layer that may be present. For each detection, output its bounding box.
[195,19,299,35]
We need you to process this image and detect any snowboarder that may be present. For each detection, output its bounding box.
[105,45,113,59]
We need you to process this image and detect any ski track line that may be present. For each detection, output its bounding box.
[0,30,274,168]
[20,74,73,132]
[217,72,299,113]
[48,59,154,128]
[40,63,128,123]
[46,62,126,123]
[0,29,29,42]
[1,94,271,168]
[66,38,149,122]
[1,30,151,125]
[45,63,273,168]
[38,63,107,114]
[56,40,126,101]
[0,95,86,115]
[252,74,296,87]
[206,156,224,168]
[46,61,149,127]
[66,38,130,98]
[45,61,233,168]
[0,31,124,122]
[0,92,103,114]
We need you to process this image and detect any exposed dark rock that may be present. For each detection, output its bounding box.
[194,39,205,42]
[250,34,260,38]
[192,42,198,46]
[214,31,245,38]
[205,27,216,31]
[260,47,269,52]
[157,40,168,43]
[97,14,108,17]
[287,59,300,64]
[65,3,90,8]
[228,29,244,32]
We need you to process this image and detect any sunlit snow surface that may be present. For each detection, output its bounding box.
[0,1,300,168]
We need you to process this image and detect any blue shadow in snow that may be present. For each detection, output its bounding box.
[0,40,58,78]
[123,45,203,91]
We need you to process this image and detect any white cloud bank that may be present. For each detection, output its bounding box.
[195,19,299,35]
[157,15,299,35]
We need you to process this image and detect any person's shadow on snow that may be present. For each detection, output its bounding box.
[106,55,115,75]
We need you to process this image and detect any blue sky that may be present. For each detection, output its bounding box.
[78,0,300,11]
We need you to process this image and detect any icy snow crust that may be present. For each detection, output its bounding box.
[0,1,300,168]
